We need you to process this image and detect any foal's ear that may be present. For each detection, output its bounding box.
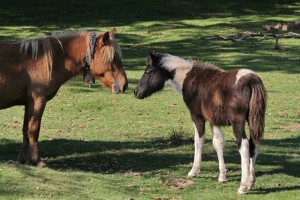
[110,28,117,37]
[100,31,110,46]
[149,52,160,66]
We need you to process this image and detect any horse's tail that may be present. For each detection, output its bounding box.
[248,78,267,146]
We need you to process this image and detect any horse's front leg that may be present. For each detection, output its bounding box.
[188,116,205,177]
[210,125,227,182]
[19,97,47,167]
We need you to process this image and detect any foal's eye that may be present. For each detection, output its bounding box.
[145,69,154,74]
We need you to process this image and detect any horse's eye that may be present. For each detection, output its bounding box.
[98,73,104,77]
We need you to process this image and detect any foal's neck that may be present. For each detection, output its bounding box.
[160,55,193,95]
[167,67,192,95]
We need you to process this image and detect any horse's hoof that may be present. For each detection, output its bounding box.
[35,159,47,167]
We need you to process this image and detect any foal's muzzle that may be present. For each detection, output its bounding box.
[134,88,144,99]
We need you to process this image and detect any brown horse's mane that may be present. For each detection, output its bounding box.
[52,30,122,64]
[19,36,53,80]
[17,30,122,80]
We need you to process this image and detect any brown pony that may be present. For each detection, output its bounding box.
[0,29,128,166]
[134,52,267,194]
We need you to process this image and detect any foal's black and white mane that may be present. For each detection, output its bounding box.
[134,52,267,194]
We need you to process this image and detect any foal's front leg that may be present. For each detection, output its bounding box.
[19,97,47,166]
[188,117,205,177]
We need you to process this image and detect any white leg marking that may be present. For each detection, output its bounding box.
[235,69,255,85]
[248,147,259,190]
[188,123,204,177]
[238,138,250,194]
[211,125,227,183]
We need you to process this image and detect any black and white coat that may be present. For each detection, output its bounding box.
[134,52,267,194]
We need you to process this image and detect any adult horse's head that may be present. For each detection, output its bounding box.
[134,52,175,99]
[90,29,128,94]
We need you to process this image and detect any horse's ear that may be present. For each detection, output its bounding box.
[100,31,110,46]
[149,52,160,66]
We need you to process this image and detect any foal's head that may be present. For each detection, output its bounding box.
[91,30,128,94]
[134,52,175,99]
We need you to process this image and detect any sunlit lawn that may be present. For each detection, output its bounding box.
[0,0,299,199]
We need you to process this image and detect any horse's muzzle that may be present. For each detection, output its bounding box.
[112,82,128,94]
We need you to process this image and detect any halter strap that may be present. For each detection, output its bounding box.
[85,31,97,68]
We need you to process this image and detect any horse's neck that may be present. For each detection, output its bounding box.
[59,35,87,73]
[167,68,192,95]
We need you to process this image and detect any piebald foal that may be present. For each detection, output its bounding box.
[134,52,267,194]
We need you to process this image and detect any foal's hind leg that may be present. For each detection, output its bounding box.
[188,117,205,177]
[210,125,227,182]
[248,137,259,190]
[232,121,250,194]
[19,97,47,167]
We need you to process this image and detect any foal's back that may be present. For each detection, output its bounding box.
[182,65,260,126]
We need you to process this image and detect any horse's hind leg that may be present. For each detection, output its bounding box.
[248,137,259,190]
[188,116,205,177]
[19,97,47,167]
[210,125,227,182]
[232,121,250,194]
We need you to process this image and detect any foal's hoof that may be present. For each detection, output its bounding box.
[247,181,255,191]
[237,185,248,194]
[218,177,228,183]
[187,170,199,178]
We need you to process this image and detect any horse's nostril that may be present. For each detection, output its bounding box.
[113,84,120,94]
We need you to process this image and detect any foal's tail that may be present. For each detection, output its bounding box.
[248,79,267,146]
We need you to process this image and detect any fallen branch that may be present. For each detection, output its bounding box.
[203,31,300,41]
[203,31,300,50]
[263,20,300,31]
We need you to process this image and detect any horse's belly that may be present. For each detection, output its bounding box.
[0,84,27,109]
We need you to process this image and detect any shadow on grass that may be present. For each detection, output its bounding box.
[249,185,300,195]
[119,30,300,73]
[0,138,192,173]
[1,0,299,28]
[1,0,299,74]
[0,136,299,177]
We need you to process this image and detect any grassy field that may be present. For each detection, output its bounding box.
[0,0,299,199]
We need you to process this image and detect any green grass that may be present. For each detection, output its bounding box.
[0,0,300,199]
